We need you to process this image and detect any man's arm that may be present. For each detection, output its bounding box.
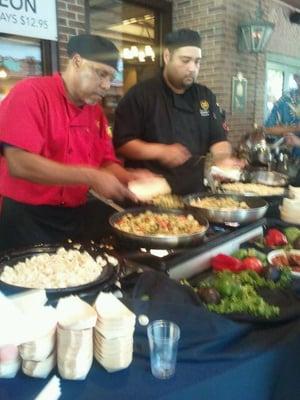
[264,124,300,136]
[4,147,134,201]
[209,141,232,161]
[117,139,191,168]
[210,140,245,168]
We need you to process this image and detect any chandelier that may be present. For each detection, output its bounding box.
[121,45,155,63]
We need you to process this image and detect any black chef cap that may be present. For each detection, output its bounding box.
[164,29,201,50]
[67,34,119,70]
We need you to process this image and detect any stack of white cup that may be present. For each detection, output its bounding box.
[20,306,57,379]
[56,296,97,380]
[280,186,300,224]
[94,292,136,372]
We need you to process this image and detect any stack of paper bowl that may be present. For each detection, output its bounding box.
[280,197,300,225]
[94,292,136,372]
[56,296,97,380]
[0,345,21,378]
[20,306,57,379]
[289,185,300,200]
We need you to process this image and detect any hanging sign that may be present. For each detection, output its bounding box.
[0,0,57,41]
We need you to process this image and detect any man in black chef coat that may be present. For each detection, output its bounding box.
[113,28,242,194]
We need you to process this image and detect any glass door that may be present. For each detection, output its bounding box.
[87,0,171,125]
[265,53,300,121]
[0,35,43,101]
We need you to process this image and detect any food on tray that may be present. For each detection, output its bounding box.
[280,198,300,224]
[260,266,281,283]
[264,228,288,247]
[211,251,265,274]
[114,210,205,236]
[210,166,241,182]
[221,182,285,196]
[128,177,171,202]
[268,250,300,273]
[189,196,249,210]
[270,253,289,266]
[0,248,107,289]
[150,194,184,208]
[197,287,221,305]
[283,227,300,246]
[293,237,300,250]
[183,268,292,319]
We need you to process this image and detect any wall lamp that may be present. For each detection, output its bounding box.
[238,0,274,53]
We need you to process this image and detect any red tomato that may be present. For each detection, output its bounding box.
[241,257,263,272]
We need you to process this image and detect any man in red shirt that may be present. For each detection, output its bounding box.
[0,34,151,251]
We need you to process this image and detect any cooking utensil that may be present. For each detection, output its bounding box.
[249,170,288,187]
[183,193,268,224]
[269,137,285,149]
[0,243,117,294]
[109,206,209,249]
[90,190,124,212]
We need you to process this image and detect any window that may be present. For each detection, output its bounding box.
[265,53,300,121]
[0,35,42,100]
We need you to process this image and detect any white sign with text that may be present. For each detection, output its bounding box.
[0,0,57,41]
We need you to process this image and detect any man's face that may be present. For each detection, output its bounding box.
[74,58,116,105]
[163,46,201,91]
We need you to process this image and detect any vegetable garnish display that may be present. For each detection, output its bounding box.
[182,242,293,319]
[264,229,288,247]
[283,227,300,249]
[211,248,267,273]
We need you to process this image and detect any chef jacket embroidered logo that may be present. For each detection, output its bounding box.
[199,100,210,117]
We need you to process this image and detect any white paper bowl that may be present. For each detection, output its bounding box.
[268,249,300,278]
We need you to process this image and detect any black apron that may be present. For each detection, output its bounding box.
[0,197,113,253]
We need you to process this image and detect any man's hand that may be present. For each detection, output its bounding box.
[90,170,136,202]
[126,168,158,181]
[284,132,300,147]
[158,143,191,168]
[214,156,247,169]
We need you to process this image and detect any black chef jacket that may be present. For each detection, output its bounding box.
[113,74,227,194]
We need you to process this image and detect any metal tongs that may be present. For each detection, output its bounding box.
[89,189,124,212]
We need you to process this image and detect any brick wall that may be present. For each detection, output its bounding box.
[172,0,300,147]
[56,0,86,70]
[267,1,300,57]
[54,0,299,146]
[172,0,266,146]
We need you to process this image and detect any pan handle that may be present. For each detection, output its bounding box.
[90,190,124,212]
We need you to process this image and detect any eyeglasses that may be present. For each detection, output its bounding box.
[87,63,115,84]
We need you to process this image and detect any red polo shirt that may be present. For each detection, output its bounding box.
[0,73,120,207]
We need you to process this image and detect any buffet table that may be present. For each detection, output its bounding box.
[2,270,300,400]
[2,215,300,400]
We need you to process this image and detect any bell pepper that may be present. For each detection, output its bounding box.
[211,254,243,272]
[241,257,263,273]
[265,229,288,247]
